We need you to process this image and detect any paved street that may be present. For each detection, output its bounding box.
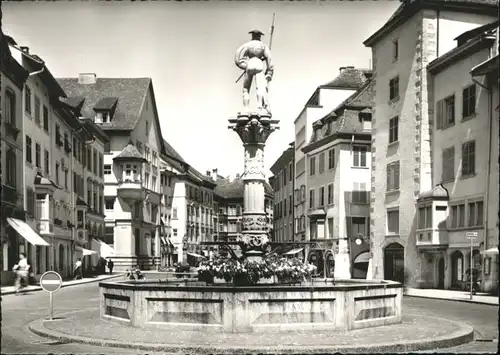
[1,282,498,354]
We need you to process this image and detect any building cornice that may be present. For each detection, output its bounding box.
[302,132,371,154]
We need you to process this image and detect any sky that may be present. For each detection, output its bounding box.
[3,1,399,179]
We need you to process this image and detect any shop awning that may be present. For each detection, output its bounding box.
[187,252,205,259]
[161,237,174,248]
[76,246,98,256]
[284,248,304,256]
[481,247,499,255]
[7,217,49,246]
[354,251,370,264]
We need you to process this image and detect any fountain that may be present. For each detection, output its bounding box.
[99,29,403,333]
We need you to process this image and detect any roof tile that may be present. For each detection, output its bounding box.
[57,78,151,130]
[321,68,372,90]
[114,142,145,161]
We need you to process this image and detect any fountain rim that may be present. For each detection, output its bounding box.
[99,279,402,292]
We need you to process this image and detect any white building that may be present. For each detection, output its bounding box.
[364,0,497,286]
[301,81,373,279]
[58,74,168,271]
[421,22,499,291]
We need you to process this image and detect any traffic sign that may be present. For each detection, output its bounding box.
[466,232,478,239]
[40,271,62,293]
[40,271,62,321]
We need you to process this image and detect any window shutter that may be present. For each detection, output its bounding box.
[346,217,352,237]
[436,100,443,129]
[386,164,391,190]
[394,162,400,190]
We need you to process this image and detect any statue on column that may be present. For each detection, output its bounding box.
[234,30,274,113]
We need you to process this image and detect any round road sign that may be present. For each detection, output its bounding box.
[40,271,63,293]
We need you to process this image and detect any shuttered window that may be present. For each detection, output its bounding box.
[436,95,455,129]
[461,141,475,176]
[386,161,400,191]
[442,147,455,182]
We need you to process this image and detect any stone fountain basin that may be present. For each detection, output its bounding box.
[99,279,403,333]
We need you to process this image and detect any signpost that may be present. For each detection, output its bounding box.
[466,232,478,300]
[40,271,62,320]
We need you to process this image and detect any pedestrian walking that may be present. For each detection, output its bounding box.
[13,253,30,294]
[107,259,114,274]
[73,258,83,280]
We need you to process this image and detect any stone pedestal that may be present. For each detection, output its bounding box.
[334,238,351,279]
[229,111,279,259]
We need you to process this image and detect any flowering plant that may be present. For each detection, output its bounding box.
[197,253,316,285]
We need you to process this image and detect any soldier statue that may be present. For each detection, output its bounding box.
[234,29,274,113]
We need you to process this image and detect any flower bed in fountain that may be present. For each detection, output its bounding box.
[197,253,316,286]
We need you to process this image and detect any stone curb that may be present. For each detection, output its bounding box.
[1,274,123,296]
[405,294,499,306]
[29,312,474,354]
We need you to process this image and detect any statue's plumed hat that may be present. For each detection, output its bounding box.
[249,29,265,36]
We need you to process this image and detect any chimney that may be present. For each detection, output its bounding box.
[339,66,355,74]
[235,173,240,179]
[78,73,97,85]
[206,170,211,177]
[20,46,29,53]
[212,169,218,181]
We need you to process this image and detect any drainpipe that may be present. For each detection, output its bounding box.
[472,76,492,291]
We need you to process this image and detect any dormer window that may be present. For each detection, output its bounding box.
[93,97,118,124]
[95,111,110,124]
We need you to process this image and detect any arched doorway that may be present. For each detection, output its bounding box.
[353,251,370,279]
[384,243,404,283]
[437,257,445,289]
[451,251,464,289]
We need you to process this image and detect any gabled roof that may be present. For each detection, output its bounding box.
[270,145,295,174]
[302,80,373,154]
[161,139,214,187]
[113,142,146,162]
[61,97,86,114]
[57,77,151,131]
[428,25,496,75]
[0,34,29,89]
[334,80,374,114]
[320,68,372,90]
[364,0,498,47]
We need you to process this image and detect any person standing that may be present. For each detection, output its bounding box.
[107,259,114,275]
[73,258,83,280]
[13,253,30,294]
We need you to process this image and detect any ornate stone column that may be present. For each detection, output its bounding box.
[229,111,279,262]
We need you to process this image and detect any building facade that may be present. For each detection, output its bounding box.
[170,167,217,265]
[294,67,372,246]
[59,74,167,271]
[301,80,373,279]
[0,37,29,285]
[270,143,295,243]
[417,22,499,291]
[364,0,497,286]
